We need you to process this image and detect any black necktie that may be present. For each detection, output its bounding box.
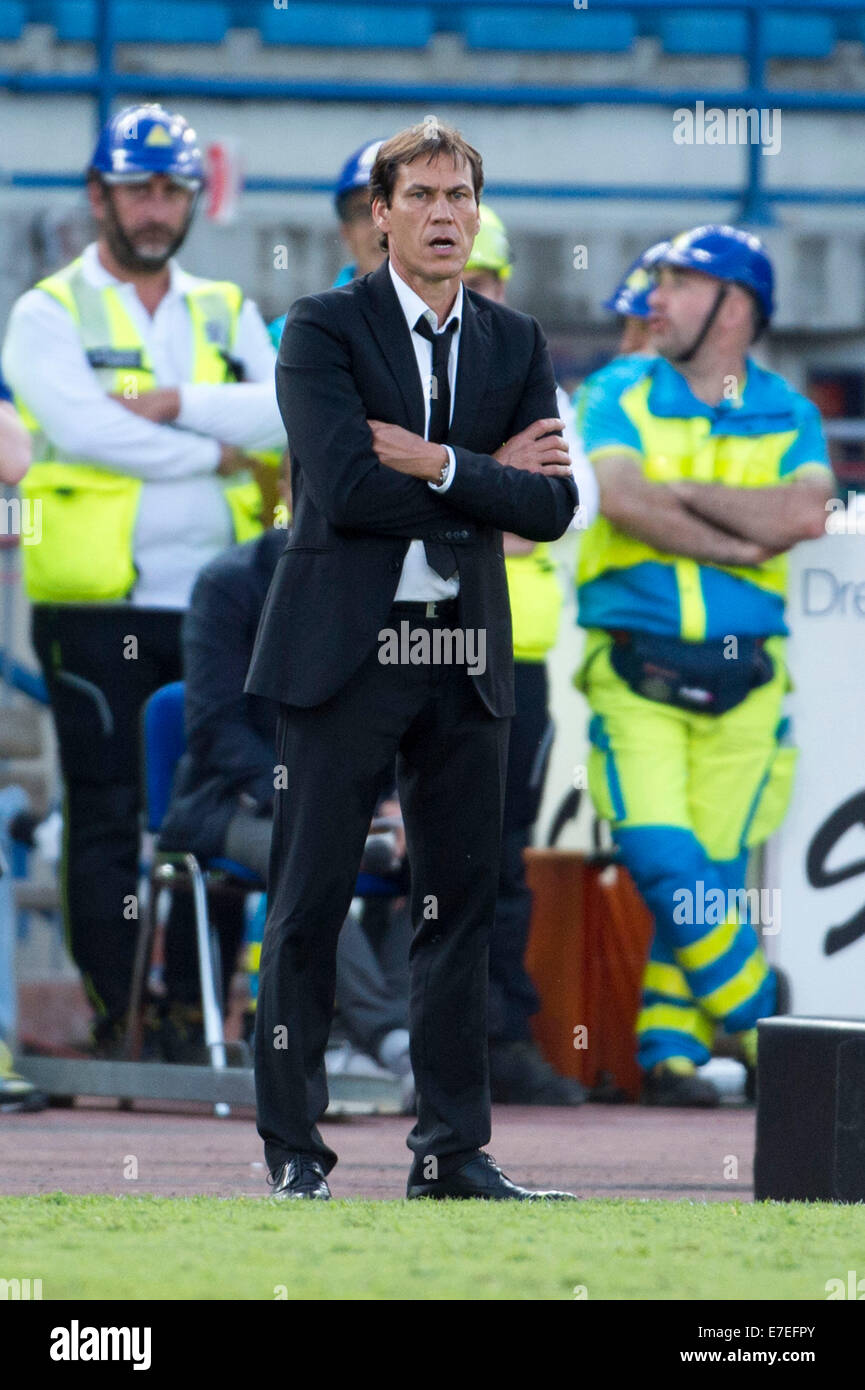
[414,314,459,580]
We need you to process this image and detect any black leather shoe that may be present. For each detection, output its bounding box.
[407,1151,577,1201]
[489,1040,587,1106]
[269,1155,331,1201]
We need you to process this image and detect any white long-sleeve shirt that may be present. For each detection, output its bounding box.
[556,384,599,529]
[1,242,285,609]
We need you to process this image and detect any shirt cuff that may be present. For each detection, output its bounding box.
[428,446,456,493]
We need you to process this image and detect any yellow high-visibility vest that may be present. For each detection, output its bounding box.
[17,257,265,603]
[505,543,563,663]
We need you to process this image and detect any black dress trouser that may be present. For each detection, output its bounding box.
[488,660,552,1043]
[255,625,510,1179]
[31,605,243,1027]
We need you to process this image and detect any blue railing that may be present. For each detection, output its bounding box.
[1,0,865,222]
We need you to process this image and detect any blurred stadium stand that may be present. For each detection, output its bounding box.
[49,2,232,45]
[0,2,858,57]
[1,0,865,442]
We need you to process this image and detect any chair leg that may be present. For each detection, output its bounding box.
[123,873,158,1061]
[185,855,227,1071]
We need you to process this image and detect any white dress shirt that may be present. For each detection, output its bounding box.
[387,260,461,601]
[2,242,285,609]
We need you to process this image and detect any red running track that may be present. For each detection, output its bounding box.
[0,1101,755,1201]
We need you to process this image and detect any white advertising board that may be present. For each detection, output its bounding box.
[766,521,865,1015]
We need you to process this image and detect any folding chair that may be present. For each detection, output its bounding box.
[125,682,264,1076]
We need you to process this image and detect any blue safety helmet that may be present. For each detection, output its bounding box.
[604,241,672,318]
[89,103,204,189]
[654,224,774,323]
[334,139,384,215]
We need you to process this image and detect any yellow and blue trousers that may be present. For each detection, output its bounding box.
[577,629,797,1071]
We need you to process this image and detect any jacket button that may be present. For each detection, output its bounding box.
[459,530,469,539]
[390,559,401,573]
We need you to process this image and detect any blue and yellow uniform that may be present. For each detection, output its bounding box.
[575,352,830,1072]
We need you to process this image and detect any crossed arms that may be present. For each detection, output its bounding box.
[595,453,833,566]
[276,294,578,543]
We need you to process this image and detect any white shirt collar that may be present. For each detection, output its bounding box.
[388,259,462,336]
[81,241,196,298]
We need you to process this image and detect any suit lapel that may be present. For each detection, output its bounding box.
[360,260,425,435]
[450,288,491,447]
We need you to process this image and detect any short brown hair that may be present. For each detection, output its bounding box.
[369,119,483,249]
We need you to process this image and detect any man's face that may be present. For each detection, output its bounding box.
[90,173,195,272]
[648,265,727,360]
[338,189,385,277]
[372,152,481,285]
[462,268,506,303]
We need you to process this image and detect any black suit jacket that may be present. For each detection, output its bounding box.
[245,259,578,718]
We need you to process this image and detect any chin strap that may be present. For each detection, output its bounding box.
[673,284,728,363]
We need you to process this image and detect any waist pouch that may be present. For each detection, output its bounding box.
[607,630,774,715]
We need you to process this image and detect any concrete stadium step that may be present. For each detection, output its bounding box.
[15,1054,404,1115]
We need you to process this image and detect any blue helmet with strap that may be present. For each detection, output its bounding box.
[604,241,671,318]
[652,224,774,360]
[90,103,204,188]
[656,224,774,322]
[334,139,384,215]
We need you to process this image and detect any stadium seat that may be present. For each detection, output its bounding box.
[839,13,865,49]
[463,5,636,53]
[50,0,230,44]
[764,13,836,60]
[256,2,434,49]
[656,11,748,57]
[0,1,25,40]
[658,10,837,60]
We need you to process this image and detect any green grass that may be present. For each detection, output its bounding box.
[2,1195,865,1300]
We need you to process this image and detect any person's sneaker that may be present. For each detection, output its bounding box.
[377,1027,412,1076]
[489,1040,588,1106]
[324,1040,394,1081]
[0,1042,47,1114]
[641,1058,721,1108]
[374,1029,415,1114]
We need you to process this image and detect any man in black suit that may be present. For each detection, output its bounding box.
[247,121,580,1200]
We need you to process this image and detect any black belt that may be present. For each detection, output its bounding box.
[391,599,459,621]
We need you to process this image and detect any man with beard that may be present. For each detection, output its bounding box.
[1,104,285,1056]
